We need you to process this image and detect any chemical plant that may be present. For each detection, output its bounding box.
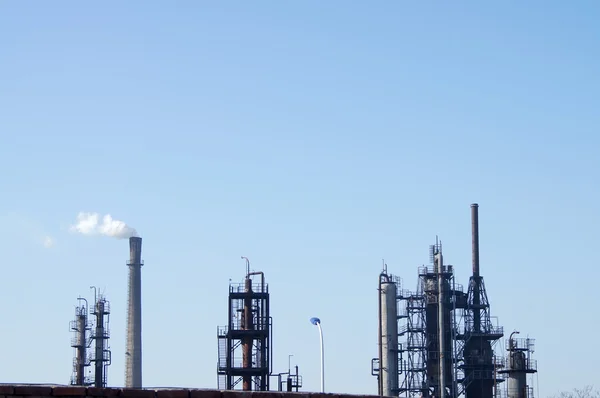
[60,203,538,396]
[68,236,144,389]
[373,204,538,398]
[216,257,303,392]
[69,288,112,387]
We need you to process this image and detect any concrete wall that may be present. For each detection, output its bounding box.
[0,385,380,398]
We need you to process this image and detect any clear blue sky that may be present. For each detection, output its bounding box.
[1,1,598,396]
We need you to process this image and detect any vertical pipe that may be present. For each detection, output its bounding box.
[436,252,446,398]
[452,273,458,398]
[242,277,253,391]
[226,286,233,390]
[378,275,384,396]
[125,237,143,388]
[471,203,481,332]
[94,299,105,387]
[76,310,87,385]
[471,203,480,278]
[317,323,325,393]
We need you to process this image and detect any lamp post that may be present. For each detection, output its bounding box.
[310,317,324,393]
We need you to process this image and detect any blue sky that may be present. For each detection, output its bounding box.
[0,1,598,396]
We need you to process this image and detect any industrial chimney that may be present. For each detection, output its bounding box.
[125,236,143,388]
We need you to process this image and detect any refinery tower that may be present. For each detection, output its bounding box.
[374,204,539,398]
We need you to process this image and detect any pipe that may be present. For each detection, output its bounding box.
[248,272,266,333]
[248,271,265,293]
[509,330,520,350]
[316,321,325,393]
[436,250,446,398]
[451,274,458,398]
[378,271,389,396]
[240,259,268,391]
[94,298,105,387]
[75,297,88,386]
[241,256,250,278]
[471,203,480,278]
[471,203,481,332]
[242,276,253,390]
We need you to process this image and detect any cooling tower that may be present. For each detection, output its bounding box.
[125,236,143,388]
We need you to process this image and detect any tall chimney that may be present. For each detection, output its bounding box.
[471,203,480,278]
[470,203,482,332]
[125,236,143,388]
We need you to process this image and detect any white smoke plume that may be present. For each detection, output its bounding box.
[43,236,55,248]
[70,212,137,239]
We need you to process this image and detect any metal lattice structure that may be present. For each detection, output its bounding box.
[70,297,92,386]
[455,205,505,398]
[374,204,532,398]
[398,285,427,396]
[90,288,112,388]
[498,334,537,398]
[396,242,466,398]
[217,258,272,391]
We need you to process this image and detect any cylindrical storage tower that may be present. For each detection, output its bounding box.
[125,236,143,388]
[94,300,106,387]
[507,351,527,398]
[380,280,399,397]
[75,312,87,385]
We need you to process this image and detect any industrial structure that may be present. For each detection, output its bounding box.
[70,289,112,388]
[217,257,273,391]
[70,297,91,386]
[373,204,538,398]
[275,364,303,392]
[125,236,144,389]
[90,287,112,388]
[499,332,537,398]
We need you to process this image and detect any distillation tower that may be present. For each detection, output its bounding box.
[423,242,458,398]
[389,242,466,398]
[374,204,527,398]
[70,297,91,386]
[217,257,272,391]
[90,288,112,388]
[498,332,537,398]
[125,236,143,389]
[456,204,505,398]
[375,265,400,397]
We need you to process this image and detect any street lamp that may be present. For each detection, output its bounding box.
[310,317,324,393]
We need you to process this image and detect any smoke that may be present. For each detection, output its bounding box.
[70,212,137,239]
[2,211,57,249]
[43,236,55,248]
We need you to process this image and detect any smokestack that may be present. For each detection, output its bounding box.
[125,236,143,388]
[471,203,480,278]
[130,237,142,264]
[470,203,482,332]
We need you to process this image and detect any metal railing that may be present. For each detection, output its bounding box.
[229,282,268,294]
